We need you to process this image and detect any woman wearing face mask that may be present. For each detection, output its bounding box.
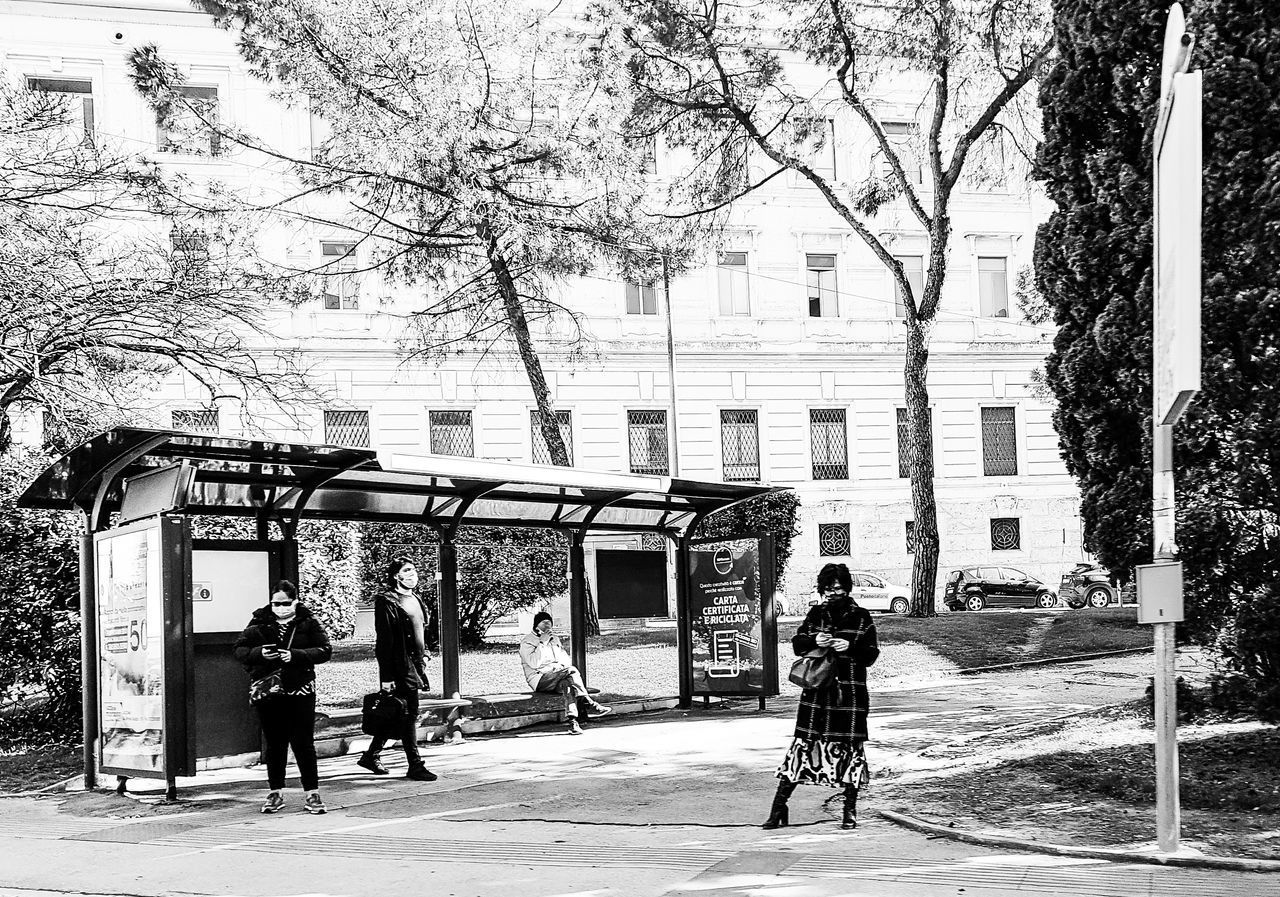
[763,562,880,831]
[356,557,439,781]
[234,579,333,815]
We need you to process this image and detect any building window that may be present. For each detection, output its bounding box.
[893,255,924,319]
[809,118,836,179]
[639,136,657,174]
[981,406,1017,476]
[171,409,218,434]
[627,410,669,475]
[990,518,1021,551]
[531,409,573,465]
[978,256,1009,318]
[157,85,220,156]
[320,241,359,310]
[905,521,915,554]
[880,122,921,183]
[718,251,750,315]
[324,409,371,448]
[818,523,851,557]
[809,408,848,480]
[27,77,94,138]
[896,407,932,478]
[720,409,760,482]
[806,254,838,317]
[625,281,658,315]
[428,410,473,457]
[171,225,211,283]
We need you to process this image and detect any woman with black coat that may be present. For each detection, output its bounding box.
[356,557,438,782]
[234,579,333,815]
[764,562,880,831]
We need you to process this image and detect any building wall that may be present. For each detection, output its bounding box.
[2,0,1085,608]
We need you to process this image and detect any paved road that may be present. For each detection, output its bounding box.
[2,652,1274,897]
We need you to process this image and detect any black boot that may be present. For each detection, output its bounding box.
[356,752,388,775]
[841,784,858,830]
[406,762,438,782]
[762,779,796,829]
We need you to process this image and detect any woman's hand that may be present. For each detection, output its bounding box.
[276,649,293,664]
[381,681,396,692]
[813,632,833,648]
[829,638,850,652]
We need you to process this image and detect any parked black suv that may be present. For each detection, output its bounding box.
[1058,563,1117,609]
[944,566,1057,611]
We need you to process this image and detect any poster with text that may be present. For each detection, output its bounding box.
[96,522,166,774]
[688,539,766,695]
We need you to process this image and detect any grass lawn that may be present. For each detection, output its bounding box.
[0,742,81,794]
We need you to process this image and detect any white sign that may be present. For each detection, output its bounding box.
[1137,561,1185,624]
[1153,9,1202,426]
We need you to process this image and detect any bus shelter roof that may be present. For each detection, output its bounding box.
[19,427,776,535]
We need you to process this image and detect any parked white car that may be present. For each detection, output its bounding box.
[850,571,912,614]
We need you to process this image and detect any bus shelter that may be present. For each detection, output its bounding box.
[19,427,780,791]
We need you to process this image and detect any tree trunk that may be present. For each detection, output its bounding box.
[904,317,940,617]
[480,223,571,468]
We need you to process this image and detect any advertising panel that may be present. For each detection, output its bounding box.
[685,536,778,697]
[95,520,166,775]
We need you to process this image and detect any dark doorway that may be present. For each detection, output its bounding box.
[596,549,668,618]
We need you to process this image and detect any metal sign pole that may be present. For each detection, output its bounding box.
[1145,1,1202,855]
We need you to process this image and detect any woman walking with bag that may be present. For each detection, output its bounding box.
[356,558,438,781]
[764,562,879,831]
[234,579,332,815]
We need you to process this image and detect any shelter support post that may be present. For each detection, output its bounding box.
[569,531,588,682]
[79,530,97,791]
[675,536,692,709]
[279,537,300,588]
[438,533,461,698]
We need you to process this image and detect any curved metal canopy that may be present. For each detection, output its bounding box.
[19,427,778,535]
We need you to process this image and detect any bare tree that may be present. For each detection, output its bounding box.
[603,0,1051,614]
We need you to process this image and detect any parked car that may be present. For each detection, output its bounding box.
[806,571,912,614]
[1058,563,1118,609]
[850,571,912,614]
[943,566,1058,611]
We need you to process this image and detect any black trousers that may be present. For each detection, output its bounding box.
[256,693,319,791]
[366,684,421,767]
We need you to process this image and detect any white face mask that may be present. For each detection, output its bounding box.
[271,601,297,620]
[395,567,419,590]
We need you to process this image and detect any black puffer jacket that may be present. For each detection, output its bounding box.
[234,604,333,692]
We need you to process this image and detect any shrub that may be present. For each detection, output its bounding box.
[0,448,83,744]
[695,490,800,591]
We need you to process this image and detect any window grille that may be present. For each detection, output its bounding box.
[429,410,473,457]
[531,410,573,465]
[990,518,1021,551]
[27,77,94,137]
[627,410,669,475]
[905,521,915,554]
[171,409,219,434]
[625,281,658,315]
[717,252,750,315]
[981,406,1017,476]
[321,241,359,310]
[158,85,219,155]
[893,255,923,318]
[720,409,760,482]
[640,533,667,551]
[818,523,851,557]
[809,408,848,479]
[324,409,371,447]
[978,257,1009,318]
[806,254,837,317]
[896,407,932,478]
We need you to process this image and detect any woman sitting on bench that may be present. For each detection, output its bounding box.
[518,612,611,735]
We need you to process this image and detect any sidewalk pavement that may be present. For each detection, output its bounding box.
[2,651,1275,897]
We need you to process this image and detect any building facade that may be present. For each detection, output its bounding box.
[2,0,1085,612]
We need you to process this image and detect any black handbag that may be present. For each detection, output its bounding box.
[789,648,836,689]
[361,689,407,737]
[248,627,298,705]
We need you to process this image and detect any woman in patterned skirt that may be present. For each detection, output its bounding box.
[764,562,880,830]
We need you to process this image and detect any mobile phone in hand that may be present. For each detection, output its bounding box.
[262,644,278,653]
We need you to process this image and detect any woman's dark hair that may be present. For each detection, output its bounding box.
[271,579,298,601]
[816,563,852,594]
[385,557,415,589]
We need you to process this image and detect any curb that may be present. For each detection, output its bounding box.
[878,809,1280,873]
[956,646,1154,675]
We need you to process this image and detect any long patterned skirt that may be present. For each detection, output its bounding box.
[776,736,869,789]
